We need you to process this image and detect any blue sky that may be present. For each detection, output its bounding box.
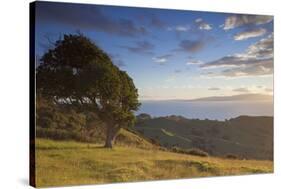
[35,1,274,100]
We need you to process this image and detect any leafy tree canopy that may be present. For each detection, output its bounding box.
[37,34,140,147]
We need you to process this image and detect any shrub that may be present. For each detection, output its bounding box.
[225,154,239,159]
[36,127,104,143]
[171,147,209,157]
[36,128,77,140]
[36,97,107,143]
[186,148,209,157]
[171,146,185,154]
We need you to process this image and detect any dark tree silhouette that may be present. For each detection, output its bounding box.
[36,34,140,148]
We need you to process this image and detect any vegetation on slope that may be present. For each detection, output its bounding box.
[35,139,273,187]
[135,115,273,160]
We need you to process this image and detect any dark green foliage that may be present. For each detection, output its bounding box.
[36,34,140,148]
[36,96,105,143]
[37,105,86,132]
[36,128,82,141]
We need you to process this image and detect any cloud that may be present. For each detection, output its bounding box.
[208,87,220,91]
[202,57,273,77]
[152,54,173,64]
[186,60,203,65]
[234,28,267,41]
[195,18,212,30]
[120,41,154,55]
[138,14,166,29]
[201,56,272,68]
[178,39,206,53]
[176,26,189,31]
[149,15,166,28]
[201,34,273,77]
[246,34,273,58]
[232,87,249,92]
[199,23,212,30]
[167,25,189,32]
[195,18,203,23]
[36,2,147,37]
[223,15,273,30]
[220,63,273,77]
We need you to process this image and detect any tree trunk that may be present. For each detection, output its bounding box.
[104,125,119,148]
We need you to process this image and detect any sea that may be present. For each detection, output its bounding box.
[137,100,273,120]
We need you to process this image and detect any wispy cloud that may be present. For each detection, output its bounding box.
[195,18,212,30]
[219,63,272,77]
[120,41,154,55]
[178,39,205,53]
[208,87,220,91]
[223,15,273,30]
[167,25,189,32]
[37,2,147,37]
[234,28,267,41]
[186,60,203,65]
[201,34,273,77]
[152,54,173,64]
[201,56,272,68]
[246,33,273,58]
[232,87,249,92]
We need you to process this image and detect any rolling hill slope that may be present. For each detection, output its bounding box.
[134,115,273,160]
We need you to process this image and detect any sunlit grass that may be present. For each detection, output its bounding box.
[35,138,273,187]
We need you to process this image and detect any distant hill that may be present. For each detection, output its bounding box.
[134,115,273,160]
[185,94,273,102]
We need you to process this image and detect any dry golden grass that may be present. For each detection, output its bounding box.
[35,138,273,187]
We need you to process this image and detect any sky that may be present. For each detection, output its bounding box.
[34,1,274,100]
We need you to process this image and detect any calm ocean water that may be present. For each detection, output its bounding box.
[137,100,273,120]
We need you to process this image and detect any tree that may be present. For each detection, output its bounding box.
[137,113,152,120]
[136,113,151,124]
[36,34,140,148]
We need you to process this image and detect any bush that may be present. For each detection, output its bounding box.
[36,127,78,140]
[36,97,107,143]
[148,138,161,146]
[36,127,103,143]
[171,146,186,154]
[171,147,209,157]
[186,148,209,157]
[225,154,239,159]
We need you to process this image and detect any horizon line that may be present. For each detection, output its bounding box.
[139,93,273,101]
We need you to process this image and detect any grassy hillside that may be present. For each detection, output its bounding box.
[35,139,273,187]
[135,115,273,160]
